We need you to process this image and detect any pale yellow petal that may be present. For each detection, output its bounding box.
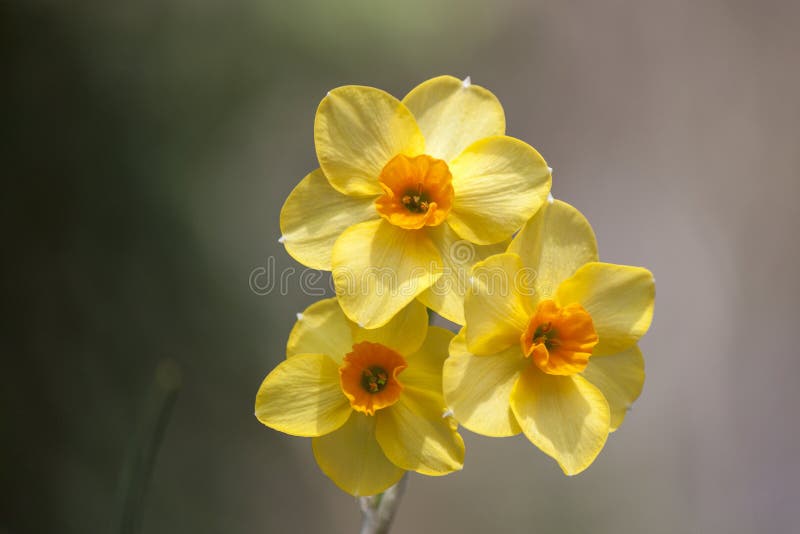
[332,219,442,329]
[508,199,598,299]
[443,331,526,437]
[417,223,508,325]
[352,299,429,356]
[447,136,551,245]
[556,263,655,356]
[375,388,465,476]
[402,75,505,162]
[312,412,405,496]
[510,367,610,475]
[581,345,645,431]
[401,326,454,396]
[464,253,533,355]
[286,298,355,363]
[255,353,351,437]
[280,169,377,271]
[315,86,425,196]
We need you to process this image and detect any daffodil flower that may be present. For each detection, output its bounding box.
[255,298,465,496]
[442,200,655,475]
[280,75,551,327]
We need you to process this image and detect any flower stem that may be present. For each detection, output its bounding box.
[358,474,408,534]
[116,359,182,534]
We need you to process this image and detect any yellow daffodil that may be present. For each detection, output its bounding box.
[442,199,655,475]
[280,75,552,327]
[255,298,464,496]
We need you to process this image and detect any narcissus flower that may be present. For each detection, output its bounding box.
[443,200,655,475]
[255,298,464,496]
[280,75,551,327]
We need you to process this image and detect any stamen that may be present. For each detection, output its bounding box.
[532,321,559,350]
[401,185,431,213]
[361,365,390,394]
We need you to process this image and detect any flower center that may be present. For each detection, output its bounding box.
[339,341,407,415]
[375,154,454,230]
[520,300,599,376]
[401,183,430,213]
[361,366,389,393]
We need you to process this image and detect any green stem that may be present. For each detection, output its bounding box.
[116,359,182,534]
[358,474,408,534]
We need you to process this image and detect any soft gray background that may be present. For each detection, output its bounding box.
[5,1,799,533]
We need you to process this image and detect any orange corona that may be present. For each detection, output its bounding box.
[339,341,408,415]
[375,154,454,230]
[521,300,599,376]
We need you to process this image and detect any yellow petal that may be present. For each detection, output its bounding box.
[375,388,465,476]
[464,253,533,355]
[255,353,351,437]
[280,169,377,271]
[332,219,442,328]
[581,345,645,431]
[556,263,655,356]
[352,299,429,356]
[401,75,505,162]
[312,412,405,496]
[447,136,551,244]
[401,326,454,396]
[508,199,598,299]
[510,367,610,475]
[286,298,355,363]
[417,223,508,325]
[315,86,425,196]
[443,331,526,437]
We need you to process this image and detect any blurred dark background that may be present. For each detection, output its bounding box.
[4,1,799,533]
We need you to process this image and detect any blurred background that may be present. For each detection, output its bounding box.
[4,0,799,532]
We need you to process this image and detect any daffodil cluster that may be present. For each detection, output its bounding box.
[256,75,654,496]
